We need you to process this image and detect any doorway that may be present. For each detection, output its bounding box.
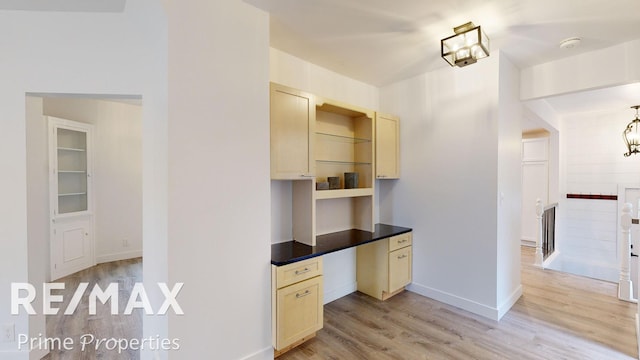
[26,94,144,357]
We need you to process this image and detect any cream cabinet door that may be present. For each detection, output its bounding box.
[270,83,315,179]
[375,113,399,179]
[275,276,323,350]
[388,246,411,294]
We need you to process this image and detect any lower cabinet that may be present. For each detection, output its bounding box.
[356,232,412,300]
[272,257,323,356]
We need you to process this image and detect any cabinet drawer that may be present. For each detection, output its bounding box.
[276,257,323,289]
[389,232,412,252]
[275,276,323,350]
[389,246,411,293]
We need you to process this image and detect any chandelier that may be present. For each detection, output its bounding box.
[623,105,640,157]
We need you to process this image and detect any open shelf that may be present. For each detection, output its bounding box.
[58,147,86,152]
[59,192,87,197]
[58,170,86,174]
[316,188,373,200]
[316,132,371,144]
[316,159,371,166]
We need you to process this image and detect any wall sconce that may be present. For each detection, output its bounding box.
[623,105,640,157]
[441,22,490,67]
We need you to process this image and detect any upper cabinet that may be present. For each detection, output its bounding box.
[270,82,400,245]
[270,83,315,180]
[49,117,94,217]
[375,113,400,179]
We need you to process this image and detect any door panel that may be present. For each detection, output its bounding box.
[52,218,93,280]
[521,161,548,243]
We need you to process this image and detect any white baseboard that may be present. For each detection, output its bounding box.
[542,250,559,269]
[324,281,357,305]
[407,282,501,321]
[240,345,273,360]
[497,285,523,320]
[96,250,142,264]
[520,238,536,247]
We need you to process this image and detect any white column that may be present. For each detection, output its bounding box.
[619,202,633,302]
[534,198,544,267]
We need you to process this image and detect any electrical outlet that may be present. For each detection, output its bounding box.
[122,239,129,247]
[1,323,15,343]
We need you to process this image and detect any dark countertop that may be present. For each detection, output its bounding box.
[271,223,412,266]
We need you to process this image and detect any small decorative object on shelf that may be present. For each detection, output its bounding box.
[344,172,359,189]
[316,181,329,190]
[328,177,340,189]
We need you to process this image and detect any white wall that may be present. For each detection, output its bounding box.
[380,52,521,320]
[496,55,523,317]
[25,96,48,360]
[269,48,380,304]
[521,39,640,100]
[553,108,640,281]
[40,97,143,264]
[0,2,167,359]
[167,2,272,359]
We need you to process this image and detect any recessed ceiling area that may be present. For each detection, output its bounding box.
[246,0,640,87]
[0,0,126,12]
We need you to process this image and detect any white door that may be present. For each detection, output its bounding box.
[521,161,548,244]
[49,117,95,280]
[521,137,549,246]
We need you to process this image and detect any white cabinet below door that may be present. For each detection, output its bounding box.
[51,217,94,280]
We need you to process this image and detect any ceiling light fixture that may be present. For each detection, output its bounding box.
[623,105,640,157]
[441,22,490,67]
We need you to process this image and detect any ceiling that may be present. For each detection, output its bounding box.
[246,0,640,88]
[1,0,637,119]
[246,0,640,122]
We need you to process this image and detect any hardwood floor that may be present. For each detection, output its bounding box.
[42,258,142,360]
[40,250,638,359]
[280,247,639,360]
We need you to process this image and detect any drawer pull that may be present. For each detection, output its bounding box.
[295,267,310,275]
[397,239,408,244]
[397,254,408,260]
[296,290,311,298]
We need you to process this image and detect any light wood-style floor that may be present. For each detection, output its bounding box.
[280,247,639,360]
[41,250,638,359]
[42,258,142,360]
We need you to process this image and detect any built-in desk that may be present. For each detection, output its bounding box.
[271,223,413,357]
[271,223,412,265]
